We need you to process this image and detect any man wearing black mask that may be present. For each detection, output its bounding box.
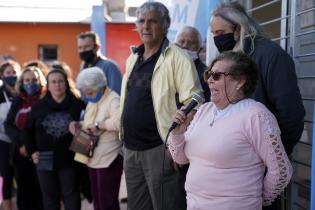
[210,2,305,210]
[77,31,122,95]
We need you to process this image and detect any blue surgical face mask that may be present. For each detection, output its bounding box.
[81,91,103,103]
[23,82,39,96]
[2,76,17,87]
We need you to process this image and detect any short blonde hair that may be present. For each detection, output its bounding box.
[24,59,49,76]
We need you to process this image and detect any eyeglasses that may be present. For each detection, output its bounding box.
[205,71,234,81]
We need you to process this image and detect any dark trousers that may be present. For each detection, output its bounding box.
[0,141,14,199]
[124,145,185,210]
[88,155,123,210]
[78,163,93,203]
[37,167,81,210]
[15,156,43,210]
[176,164,189,210]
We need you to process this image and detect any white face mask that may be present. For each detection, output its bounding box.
[183,49,199,61]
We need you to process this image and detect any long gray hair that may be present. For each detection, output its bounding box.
[212,2,267,54]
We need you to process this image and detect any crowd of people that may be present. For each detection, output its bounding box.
[0,1,305,210]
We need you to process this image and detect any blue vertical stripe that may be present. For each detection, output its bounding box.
[194,0,220,42]
[91,5,106,55]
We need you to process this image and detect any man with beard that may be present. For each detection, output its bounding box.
[77,31,122,95]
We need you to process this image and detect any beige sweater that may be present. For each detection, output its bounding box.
[75,88,122,168]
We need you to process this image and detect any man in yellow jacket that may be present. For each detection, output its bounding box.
[120,2,202,210]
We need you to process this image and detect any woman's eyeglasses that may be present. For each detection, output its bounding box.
[205,71,234,81]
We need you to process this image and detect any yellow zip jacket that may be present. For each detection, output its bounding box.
[120,39,203,142]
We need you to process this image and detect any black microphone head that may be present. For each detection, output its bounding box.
[168,92,205,132]
[192,92,205,104]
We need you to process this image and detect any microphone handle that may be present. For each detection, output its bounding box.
[182,100,197,115]
[169,100,198,132]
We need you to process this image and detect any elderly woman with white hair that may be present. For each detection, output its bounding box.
[69,67,122,210]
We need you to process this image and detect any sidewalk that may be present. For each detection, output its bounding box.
[0,173,127,210]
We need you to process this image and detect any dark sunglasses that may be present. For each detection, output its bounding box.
[205,71,234,81]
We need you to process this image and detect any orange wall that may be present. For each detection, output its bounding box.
[0,22,141,78]
[0,23,89,77]
[106,23,141,74]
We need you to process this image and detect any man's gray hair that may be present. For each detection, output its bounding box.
[212,2,266,53]
[175,26,203,49]
[135,2,170,34]
[76,67,107,90]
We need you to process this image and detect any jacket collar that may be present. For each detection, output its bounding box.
[131,38,170,56]
[98,87,111,104]
[243,35,265,55]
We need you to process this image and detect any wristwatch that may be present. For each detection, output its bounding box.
[95,122,100,130]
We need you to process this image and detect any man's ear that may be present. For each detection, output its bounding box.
[94,44,100,51]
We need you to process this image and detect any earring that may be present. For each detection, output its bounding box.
[236,86,240,90]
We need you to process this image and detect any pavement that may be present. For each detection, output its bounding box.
[0,173,128,210]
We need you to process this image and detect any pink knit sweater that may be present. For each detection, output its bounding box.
[168,99,292,210]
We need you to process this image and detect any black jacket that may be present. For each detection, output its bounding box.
[23,93,85,168]
[5,93,41,161]
[245,36,305,154]
[5,94,37,145]
[0,85,14,103]
[194,58,210,102]
[4,96,23,145]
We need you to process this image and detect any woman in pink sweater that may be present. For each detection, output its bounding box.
[168,51,292,210]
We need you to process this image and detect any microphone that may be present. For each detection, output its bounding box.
[169,92,205,132]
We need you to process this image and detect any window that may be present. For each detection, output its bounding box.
[38,45,58,62]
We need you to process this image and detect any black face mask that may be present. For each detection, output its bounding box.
[79,49,96,63]
[2,76,17,87]
[213,33,236,52]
